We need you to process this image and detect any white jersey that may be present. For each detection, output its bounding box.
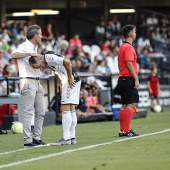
[45,53,80,85]
[11,39,40,77]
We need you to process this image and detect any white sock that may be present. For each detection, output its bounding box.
[62,111,72,140]
[70,110,77,139]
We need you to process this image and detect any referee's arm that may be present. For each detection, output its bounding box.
[126,61,140,89]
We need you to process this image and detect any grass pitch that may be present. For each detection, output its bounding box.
[0,108,170,170]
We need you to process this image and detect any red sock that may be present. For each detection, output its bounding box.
[119,109,125,132]
[124,107,133,133]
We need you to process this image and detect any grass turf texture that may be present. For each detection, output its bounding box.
[0,108,170,170]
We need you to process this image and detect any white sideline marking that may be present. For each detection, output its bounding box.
[0,144,51,156]
[0,128,170,169]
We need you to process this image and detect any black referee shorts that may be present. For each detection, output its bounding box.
[118,77,139,105]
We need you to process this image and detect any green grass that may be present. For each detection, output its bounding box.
[0,108,170,170]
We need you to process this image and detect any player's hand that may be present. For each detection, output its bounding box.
[68,78,75,88]
[134,79,140,89]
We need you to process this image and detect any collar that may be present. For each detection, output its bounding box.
[26,39,37,51]
[123,41,132,45]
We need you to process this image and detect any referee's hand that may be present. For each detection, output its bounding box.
[134,79,140,89]
[68,78,75,88]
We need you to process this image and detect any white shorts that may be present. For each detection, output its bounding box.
[61,80,81,105]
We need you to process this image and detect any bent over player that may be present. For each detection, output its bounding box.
[29,51,81,145]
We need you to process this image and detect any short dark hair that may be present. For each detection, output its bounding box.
[122,25,136,39]
[29,56,38,65]
[26,25,41,40]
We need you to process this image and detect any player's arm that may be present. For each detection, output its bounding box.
[157,81,160,95]
[54,74,62,94]
[147,81,152,93]
[126,60,140,89]
[63,59,75,88]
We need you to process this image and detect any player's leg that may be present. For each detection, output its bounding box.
[150,96,155,112]
[58,104,72,144]
[69,81,81,143]
[70,105,77,144]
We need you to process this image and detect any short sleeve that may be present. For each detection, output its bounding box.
[11,44,27,54]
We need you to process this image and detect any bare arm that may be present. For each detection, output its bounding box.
[157,82,160,95]
[126,60,140,89]
[63,59,75,88]
[147,81,152,93]
[55,74,62,95]
[10,52,30,59]
[11,52,42,59]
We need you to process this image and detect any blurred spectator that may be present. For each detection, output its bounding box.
[146,13,159,33]
[0,38,9,52]
[42,23,54,41]
[109,38,119,55]
[111,15,121,35]
[94,59,110,74]
[151,27,162,42]
[63,43,74,59]
[105,20,114,40]
[0,51,8,69]
[107,51,119,74]
[95,20,105,45]
[10,22,18,43]
[8,58,18,75]
[0,104,18,126]
[41,40,53,52]
[77,90,88,113]
[1,29,11,43]
[3,65,11,76]
[138,47,150,69]
[76,89,94,117]
[137,13,147,37]
[51,33,66,54]
[123,14,134,26]
[17,29,26,43]
[86,85,107,113]
[160,33,170,49]
[160,17,169,35]
[0,67,7,95]
[137,35,153,54]
[100,40,110,54]
[69,34,82,52]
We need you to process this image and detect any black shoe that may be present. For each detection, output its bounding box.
[24,142,38,148]
[124,130,140,137]
[150,108,155,112]
[0,129,7,135]
[33,139,46,145]
[119,132,126,137]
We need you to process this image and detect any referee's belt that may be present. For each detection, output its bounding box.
[20,77,40,80]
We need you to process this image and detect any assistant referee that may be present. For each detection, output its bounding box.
[118,25,140,137]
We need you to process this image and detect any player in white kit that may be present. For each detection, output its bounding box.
[29,51,81,145]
